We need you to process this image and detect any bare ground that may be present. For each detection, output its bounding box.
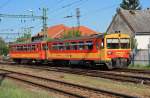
[0,64,150,98]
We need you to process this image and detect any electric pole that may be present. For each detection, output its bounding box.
[40,8,48,40]
[0,8,48,41]
[76,8,80,31]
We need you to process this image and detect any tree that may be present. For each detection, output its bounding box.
[131,37,138,50]
[120,0,142,10]
[16,33,31,43]
[62,30,81,39]
[0,37,8,56]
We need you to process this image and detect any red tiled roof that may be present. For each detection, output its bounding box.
[36,24,98,39]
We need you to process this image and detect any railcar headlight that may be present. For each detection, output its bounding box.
[107,51,112,55]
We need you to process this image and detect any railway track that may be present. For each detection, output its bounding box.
[45,67,150,85]
[114,68,150,75]
[11,64,150,86]
[1,62,150,85]
[0,68,137,98]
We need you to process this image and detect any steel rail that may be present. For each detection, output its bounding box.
[0,68,137,98]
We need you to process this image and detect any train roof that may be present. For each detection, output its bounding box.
[9,41,46,46]
[48,34,104,42]
[10,33,130,46]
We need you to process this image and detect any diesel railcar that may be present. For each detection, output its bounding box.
[9,33,131,69]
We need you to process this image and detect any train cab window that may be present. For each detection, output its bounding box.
[120,38,130,49]
[85,41,93,50]
[78,41,84,50]
[107,38,119,49]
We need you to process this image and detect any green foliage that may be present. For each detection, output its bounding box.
[62,30,81,39]
[103,32,107,36]
[15,33,31,43]
[129,64,150,69]
[131,37,137,49]
[0,37,8,56]
[0,79,53,98]
[120,0,142,10]
[46,38,54,41]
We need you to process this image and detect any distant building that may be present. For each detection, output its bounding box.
[107,8,150,65]
[32,24,98,42]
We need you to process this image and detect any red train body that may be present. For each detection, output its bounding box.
[9,33,131,69]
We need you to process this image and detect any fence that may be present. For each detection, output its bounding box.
[132,49,150,65]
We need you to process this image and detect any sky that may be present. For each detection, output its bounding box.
[0,0,150,41]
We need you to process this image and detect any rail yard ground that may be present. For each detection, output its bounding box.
[0,79,53,98]
[0,64,150,98]
[129,64,150,70]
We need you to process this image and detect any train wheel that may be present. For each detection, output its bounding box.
[105,62,113,70]
[113,58,128,69]
[13,59,21,64]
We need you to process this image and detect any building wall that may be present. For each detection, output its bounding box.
[135,34,150,49]
[107,14,133,36]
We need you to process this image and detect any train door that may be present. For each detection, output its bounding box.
[100,38,105,61]
[42,43,48,60]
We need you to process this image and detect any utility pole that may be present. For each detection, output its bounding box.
[0,8,48,41]
[76,8,80,31]
[40,8,48,40]
[148,38,150,66]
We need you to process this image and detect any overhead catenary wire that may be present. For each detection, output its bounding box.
[47,0,88,25]
[82,3,119,17]
[49,0,85,14]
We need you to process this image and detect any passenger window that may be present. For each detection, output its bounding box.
[58,43,64,50]
[71,42,78,50]
[85,41,93,50]
[65,42,70,50]
[42,44,48,50]
[52,43,58,50]
[31,45,36,51]
[78,41,84,50]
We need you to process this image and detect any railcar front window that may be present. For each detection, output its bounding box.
[120,38,130,49]
[107,38,119,49]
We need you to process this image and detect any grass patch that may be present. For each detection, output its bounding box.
[0,79,53,98]
[128,64,150,69]
[60,72,150,97]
